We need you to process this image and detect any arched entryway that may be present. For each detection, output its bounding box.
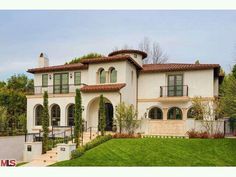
[51,104,61,126]
[87,97,114,131]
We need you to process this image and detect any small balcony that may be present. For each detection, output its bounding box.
[159,85,189,102]
[32,84,82,95]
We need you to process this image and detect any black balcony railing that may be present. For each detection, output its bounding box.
[160,85,188,97]
[32,84,82,95]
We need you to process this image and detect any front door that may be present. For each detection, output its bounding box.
[105,103,113,131]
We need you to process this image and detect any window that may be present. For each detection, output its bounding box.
[35,105,43,126]
[53,73,69,94]
[68,104,75,126]
[74,72,81,85]
[51,104,61,126]
[99,69,106,84]
[110,68,117,83]
[149,107,163,119]
[42,74,48,87]
[168,75,183,96]
[168,107,182,120]
[187,107,196,118]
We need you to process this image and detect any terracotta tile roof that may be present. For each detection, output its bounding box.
[27,63,88,73]
[80,83,126,92]
[80,55,142,69]
[141,63,220,73]
[108,49,147,59]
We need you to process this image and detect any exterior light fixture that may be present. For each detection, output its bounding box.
[49,75,52,80]
[82,106,85,111]
[144,112,147,119]
[70,73,73,79]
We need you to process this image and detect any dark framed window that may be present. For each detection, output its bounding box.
[149,107,163,119]
[110,68,117,83]
[51,104,61,126]
[187,107,196,118]
[35,105,43,126]
[68,104,75,126]
[74,72,81,85]
[99,69,106,84]
[53,73,69,94]
[168,107,182,120]
[168,75,183,96]
[42,74,48,87]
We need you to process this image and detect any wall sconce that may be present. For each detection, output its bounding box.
[70,73,73,79]
[82,106,85,111]
[144,112,147,119]
[49,75,52,80]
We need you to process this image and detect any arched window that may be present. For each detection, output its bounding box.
[51,104,61,126]
[168,107,182,120]
[99,68,106,84]
[68,104,75,126]
[149,107,163,119]
[187,107,196,118]
[35,105,43,126]
[109,67,117,83]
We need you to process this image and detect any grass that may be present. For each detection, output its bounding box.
[16,162,28,167]
[52,138,236,166]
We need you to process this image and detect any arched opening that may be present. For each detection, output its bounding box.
[67,104,75,126]
[187,107,196,118]
[87,97,113,131]
[168,107,182,120]
[35,105,43,126]
[109,67,117,83]
[99,68,106,84]
[51,104,61,126]
[149,107,163,120]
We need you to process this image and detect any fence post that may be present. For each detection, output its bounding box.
[25,133,27,142]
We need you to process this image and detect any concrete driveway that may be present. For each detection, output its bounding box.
[0,135,25,161]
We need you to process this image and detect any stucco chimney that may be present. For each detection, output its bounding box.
[38,53,49,67]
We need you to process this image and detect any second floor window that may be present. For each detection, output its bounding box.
[99,69,106,84]
[168,75,183,96]
[74,72,81,85]
[42,74,48,87]
[54,73,69,94]
[110,68,117,83]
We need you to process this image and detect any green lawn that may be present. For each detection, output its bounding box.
[52,138,236,166]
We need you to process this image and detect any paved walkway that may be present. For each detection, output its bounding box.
[0,135,25,161]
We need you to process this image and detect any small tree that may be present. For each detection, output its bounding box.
[99,94,106,136]
[124,104,139,134]
[115,102,126,133]
[42,91,49,154]
[0,106,7,132]
[18,113,27,134]
[115,102,139,134]
[74,89,82,147]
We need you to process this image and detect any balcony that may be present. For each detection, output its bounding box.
[32,84,82,95]
[159,85,189,102]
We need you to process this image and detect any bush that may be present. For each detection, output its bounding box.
[112,133,141,139]
[212,132,225,139]
[71,146,85,159]
[198,131,209,139]
[71,134,112,159]
[187,129,199,138]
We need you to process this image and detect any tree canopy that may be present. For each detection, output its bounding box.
[66,53,104,64]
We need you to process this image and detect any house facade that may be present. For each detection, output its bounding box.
[26,50,223,136]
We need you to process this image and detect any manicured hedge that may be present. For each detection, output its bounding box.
[71,134,112,159]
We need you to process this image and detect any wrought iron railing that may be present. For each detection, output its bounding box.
[31,84,83,95]
[160,85,188,97]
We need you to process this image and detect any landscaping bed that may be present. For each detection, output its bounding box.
[52,138,236,166]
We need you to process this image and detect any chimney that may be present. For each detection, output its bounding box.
[38,53,49,67]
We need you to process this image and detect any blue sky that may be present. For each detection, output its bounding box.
[0,10,236,81]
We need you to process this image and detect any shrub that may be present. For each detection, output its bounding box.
[71,146,85,159]
[212,132,224,139]
[71,134,112,159]
[198,131,209,139]
[112,133,141,139]
[187,129,199,138]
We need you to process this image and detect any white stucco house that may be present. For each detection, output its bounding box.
[26,49,224,136]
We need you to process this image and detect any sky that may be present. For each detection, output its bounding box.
[0,10,236,81]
